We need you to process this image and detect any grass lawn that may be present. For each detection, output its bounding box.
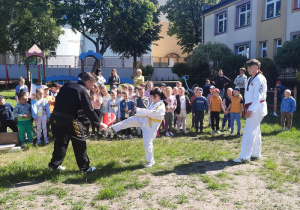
[0,87,299,209]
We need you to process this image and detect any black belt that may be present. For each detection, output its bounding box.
[52,110,74,119]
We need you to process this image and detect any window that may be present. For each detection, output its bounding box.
[261,41,267,58]
[276,39,282,52]
[50,48,56,56]
[238,3,251,27]
[237,45,250,58]
[266,0,281,19]
[294,34,300,39]
[217,12,227,34]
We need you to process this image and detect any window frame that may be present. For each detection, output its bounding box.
[261,41,268,58]
[214,8,228,35]
[234,42,251,59]
[238,2,251,28]
[217,12,227,34]
[265,0,281,20]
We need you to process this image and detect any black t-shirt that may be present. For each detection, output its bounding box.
[0,103,14,122]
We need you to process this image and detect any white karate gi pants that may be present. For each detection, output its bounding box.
[112,116,157,163]
[239,109,264,161]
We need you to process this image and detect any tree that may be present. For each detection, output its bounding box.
[257,58,278,88]
[190,42,233,76]
[109,0,161,74]
[161,0,219,54]
[52,0,160,72]
[0,0,63,58]
[274,38,300,71]
[219,55,248,80]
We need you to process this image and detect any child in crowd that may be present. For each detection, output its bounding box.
[100,85,110,122]
[160,83,166,91]
[106,90,120,139]
[203,79,211,97]
[190,86,199,128]
[280,89,296,131]
[145,81,154,102]
[111,85,118,93]
[134,69,144,88]
[135,87,150,137]
[116,89,123,101]
[222,88,233,131]
[44,86,55,114]
[119,91,135,139]
[0,95,18,132]
[176,81,182,88]
[15,77,28,101]
[51,83,60,98]
[90,85,102,137]
[164,86,177,137]
[121,84,128,92]
[31,88,50,145]
[13,92,33,148]
[128,85,136,101]
[192,88,208,134]
[209,88,225,134]
[173,87,179,127]
[207,86,215,126]
[226,88,243,135]
[174,87,191,134]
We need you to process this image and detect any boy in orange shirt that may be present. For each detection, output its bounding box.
[226,87,244,136]
[209,88,225,134]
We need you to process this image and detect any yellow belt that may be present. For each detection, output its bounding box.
[135,115,162,127]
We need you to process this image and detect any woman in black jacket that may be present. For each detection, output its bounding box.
[174,87,191,134]
[108,69,120,91]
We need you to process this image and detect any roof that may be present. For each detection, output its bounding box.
[203,0,238,15]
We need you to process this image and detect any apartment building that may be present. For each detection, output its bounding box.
[203,0,300,60]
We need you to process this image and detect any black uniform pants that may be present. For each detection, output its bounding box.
[48,116,90,172]
[194,110,204,132]
[0,120,18,132]
[211,111,220,131]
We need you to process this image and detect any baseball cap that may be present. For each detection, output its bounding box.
[160,83,166,87]
[233,87,240,92]
[214,88,220,93]
[0,95,4,99]
[210,85,215,89]
[112,85,118,89]
[197,88,203,92]
[51,83,60,88]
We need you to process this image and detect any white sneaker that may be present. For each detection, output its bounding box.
[84,166,96,174]
[169,132,174,136]
[233,158,249,163]
[144,161,155,168]
[57,165,66,171]
[183,130,188,134]
[37,140,42,145]
[210,130,214,134]
[176,130,180,134]
[122,134,126,140]
[165,132,170,137]
[216,130,221,134]
[129,134,133,139]
[21,144,25,148]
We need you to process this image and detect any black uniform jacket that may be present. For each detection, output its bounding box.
[52,80,100,127]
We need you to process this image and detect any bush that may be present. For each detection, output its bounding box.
[257,57,278,88]
[142,65,154,76]
[219,55,248,80]
[171,63,191,78]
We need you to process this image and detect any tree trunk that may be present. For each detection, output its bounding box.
[132,55,138,79]
[91,43,100,73]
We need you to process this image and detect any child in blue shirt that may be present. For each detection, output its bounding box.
[119,91,135,139]
[280,89,296,131]
[192,88,208,133]
[0,95,18,132]
[13,92,33,148]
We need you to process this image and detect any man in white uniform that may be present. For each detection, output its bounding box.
[234,59,267,163]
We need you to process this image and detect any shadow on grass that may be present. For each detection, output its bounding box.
[153,160,235,176]
[0,161,143,191]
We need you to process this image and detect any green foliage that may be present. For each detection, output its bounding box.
[274,38,300,70]
[171,63,191,77]
[0,0,63,56]
[142,65,155,76]
[296,72,300,82]
[219,55,248,80]
[190,42,233,75]
[257,57,278,87]
[161,0,219,54]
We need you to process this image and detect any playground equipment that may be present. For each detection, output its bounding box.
[79,50,102,74]
[181,75,199,93]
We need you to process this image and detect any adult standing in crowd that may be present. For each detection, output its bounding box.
[234,67,247,100]
[212,69,231,98]
[95,68,106,87]
[108,69,120,91]
[234,59,267,163]
[134,69,144,88]
[48,72,101,173]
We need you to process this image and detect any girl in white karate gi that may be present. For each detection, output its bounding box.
[108,87,166,168]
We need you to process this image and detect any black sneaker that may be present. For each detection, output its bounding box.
[200,130,204,134]
[84,166,96,174]
[237,132,241,136]
[113,134,117,139]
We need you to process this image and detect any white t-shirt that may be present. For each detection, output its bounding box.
[180,96,186,109]
[36,99,44,117]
